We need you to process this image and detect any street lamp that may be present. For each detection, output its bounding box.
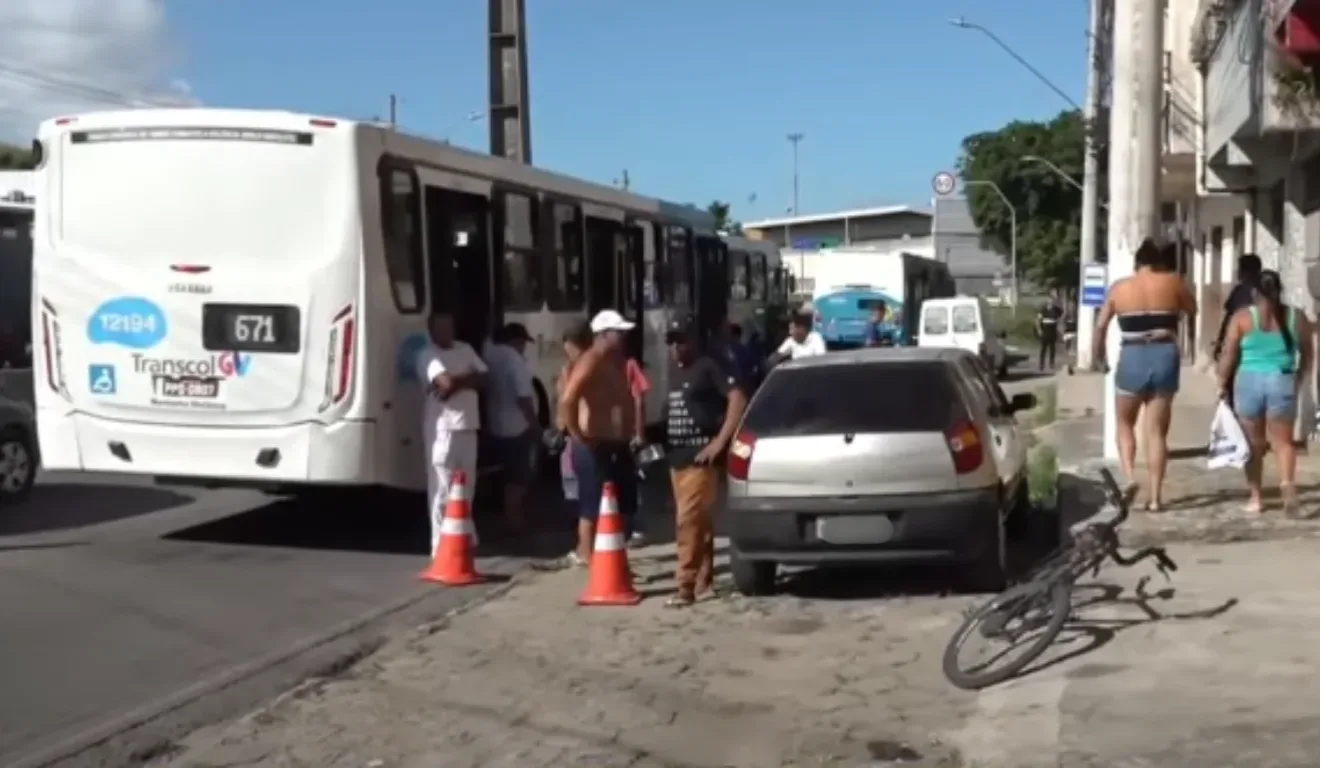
[1021,154,1111,210]
[1020,155,1084,193]
[963,180,1018,311]
[946,18,1080,109]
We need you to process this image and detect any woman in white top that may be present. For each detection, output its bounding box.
[768,312,827,367]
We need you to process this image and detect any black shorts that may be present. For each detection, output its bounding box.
[491,434,534,485]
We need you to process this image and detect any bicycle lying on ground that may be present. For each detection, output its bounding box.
[942,468,1178,690]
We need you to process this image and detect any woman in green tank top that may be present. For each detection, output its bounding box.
[1217,271,1314,517]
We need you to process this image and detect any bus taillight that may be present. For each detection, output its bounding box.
[39,298,69,401]
[318,304,355,412]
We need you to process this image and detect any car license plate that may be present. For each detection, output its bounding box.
[815,515,894,545]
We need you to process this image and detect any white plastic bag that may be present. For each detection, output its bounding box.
[1207,400,1250,470]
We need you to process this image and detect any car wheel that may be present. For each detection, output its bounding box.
[0,427,36,505]
[962,520,1007,593]
[729,548,777,596]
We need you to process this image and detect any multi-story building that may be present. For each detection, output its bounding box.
[1185,0,1320,359]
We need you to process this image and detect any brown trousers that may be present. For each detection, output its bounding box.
[670,464,721,597]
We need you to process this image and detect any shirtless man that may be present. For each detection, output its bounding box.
[559,309,640,565]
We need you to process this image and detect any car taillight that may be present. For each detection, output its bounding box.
[40,298,70,401]
[728,430,757,480]
[945,420,984,474]
[318,304,355,412]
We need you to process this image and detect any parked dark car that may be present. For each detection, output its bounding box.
[0,390,36,504]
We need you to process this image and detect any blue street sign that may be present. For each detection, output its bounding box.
[1081,263,1107,308]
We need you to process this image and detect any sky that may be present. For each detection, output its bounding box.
[0,0,1089,222]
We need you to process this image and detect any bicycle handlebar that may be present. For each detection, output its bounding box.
[1096,467,1130,529]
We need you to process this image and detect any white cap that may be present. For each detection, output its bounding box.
[589,309,635,333]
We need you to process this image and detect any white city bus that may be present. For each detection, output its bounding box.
[30,108,729,491]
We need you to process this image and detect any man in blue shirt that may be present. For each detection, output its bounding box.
[864,302,894,347]
[724,322,761,386]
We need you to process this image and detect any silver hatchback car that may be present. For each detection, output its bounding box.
[725,347,1035,595]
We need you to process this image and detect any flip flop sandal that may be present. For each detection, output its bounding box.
[665,595,695,609]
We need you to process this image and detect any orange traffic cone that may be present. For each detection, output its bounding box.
[419,470,485,586]
[578,482,642,606]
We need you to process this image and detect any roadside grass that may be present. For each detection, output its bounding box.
[988,304,1038,350]
[1027,444,1059,505]
[1031,384,1058,428]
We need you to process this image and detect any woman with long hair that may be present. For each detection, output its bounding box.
[1218,270,1313,516]
[1092,238,1197,511]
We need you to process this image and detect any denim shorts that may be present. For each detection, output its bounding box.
[569,440,639,530]
[1114,341,1180,398]
[1234,370,1297,421]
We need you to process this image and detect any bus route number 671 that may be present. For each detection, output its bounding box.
[233,314,276,344]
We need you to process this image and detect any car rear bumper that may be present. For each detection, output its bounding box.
[726,487,1000,564]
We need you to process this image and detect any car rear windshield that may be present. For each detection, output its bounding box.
[922,306,949,335]
[742,361,959,436]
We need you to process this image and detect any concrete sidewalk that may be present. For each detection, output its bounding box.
[1047,366,1320,546]
[163,538,1320,767]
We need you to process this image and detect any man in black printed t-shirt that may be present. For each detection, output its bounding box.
[663,317,748,607]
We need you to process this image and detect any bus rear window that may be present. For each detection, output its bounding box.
[59,127,344,263]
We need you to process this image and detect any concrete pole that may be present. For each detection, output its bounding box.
[1075,0,1104,370]
[1103,0,1164,462]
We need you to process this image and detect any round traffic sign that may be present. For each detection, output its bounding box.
[932,171,956,196]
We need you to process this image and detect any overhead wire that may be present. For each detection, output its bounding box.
[0,60,172,108]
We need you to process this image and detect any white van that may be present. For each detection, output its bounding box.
[917,296,1009,378]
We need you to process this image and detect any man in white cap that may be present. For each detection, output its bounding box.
[559,309,641,565]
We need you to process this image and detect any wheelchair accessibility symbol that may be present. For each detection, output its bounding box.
[88,364,117,395]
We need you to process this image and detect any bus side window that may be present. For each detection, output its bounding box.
[379,166,425,313]
[749,254,767,301]
[501,191,542,312]
[729,251,749,300]
[545,201,584,311]
[666,226,692,305]
[643,222,664,307]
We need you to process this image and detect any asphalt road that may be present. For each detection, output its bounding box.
[0,361,1054,768]
[0,473,529,768]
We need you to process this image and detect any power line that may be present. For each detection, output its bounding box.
[0,60,171,108]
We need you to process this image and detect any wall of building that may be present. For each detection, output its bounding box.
[932,195,1012,300]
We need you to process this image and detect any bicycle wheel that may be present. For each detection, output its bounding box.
[942,577,1072,690]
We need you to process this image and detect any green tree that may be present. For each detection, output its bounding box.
[706,200,743,234]
[0,144,36,169]
[956,110,1101,292]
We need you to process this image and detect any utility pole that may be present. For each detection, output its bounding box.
[1103,0,1164,462]
[787,133,803,215]
[1075,0,1105,370]
[488,0,532,163]
[388,94,397,128]
[621,169,630,191]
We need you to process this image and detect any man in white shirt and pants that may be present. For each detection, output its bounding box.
[415,313,488,555]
